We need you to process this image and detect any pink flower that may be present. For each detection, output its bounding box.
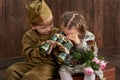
[92,57,100,64]
[84,67,94,75]
[100,61,107,70]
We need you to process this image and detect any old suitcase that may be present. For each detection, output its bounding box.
[55,64,115,80]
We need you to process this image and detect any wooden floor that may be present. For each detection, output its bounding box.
[0,51,120,80]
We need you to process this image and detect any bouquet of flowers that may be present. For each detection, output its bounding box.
[72,50,107,79]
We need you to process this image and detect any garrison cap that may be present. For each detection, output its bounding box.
[26,0,52,24]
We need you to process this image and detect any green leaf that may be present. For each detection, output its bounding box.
[91,62,100,70]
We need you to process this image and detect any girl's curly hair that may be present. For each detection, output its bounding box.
[60,11,88,35]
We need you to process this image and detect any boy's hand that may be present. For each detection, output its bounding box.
[48,45,54,54]
[46,40,56,54]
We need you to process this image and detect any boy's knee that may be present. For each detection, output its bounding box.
[4,63,25,80]
[4,65,21,80]
[22,71,39,80]
[22,70,51,80]
[5,66,16,76]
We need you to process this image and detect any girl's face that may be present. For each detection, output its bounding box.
[60,24,80,36]
[60,24,82,45]
[32,15,54,35]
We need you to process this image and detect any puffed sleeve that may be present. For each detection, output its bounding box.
[85,30,98,56]
[85,30,95,41]
[76,30,98,57]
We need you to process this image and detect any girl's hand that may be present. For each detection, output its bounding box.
[66,34,81,45]
[70,59,79,65]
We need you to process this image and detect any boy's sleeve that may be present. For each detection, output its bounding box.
[21,28,59,63]
[22,32,43,63]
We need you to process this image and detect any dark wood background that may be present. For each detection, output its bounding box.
[0,0,119,58]
[0,0,120,80]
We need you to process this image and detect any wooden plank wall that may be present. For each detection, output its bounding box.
[0,0,119,60]
[0,0,31,58]
[0,0,120,80]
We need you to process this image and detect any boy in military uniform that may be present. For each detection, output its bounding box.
[4,0,59,80]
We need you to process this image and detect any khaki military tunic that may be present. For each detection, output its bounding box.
[4,27,59,80]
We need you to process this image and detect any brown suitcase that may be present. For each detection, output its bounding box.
[103,65,115,80]
[55,64,115,80]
